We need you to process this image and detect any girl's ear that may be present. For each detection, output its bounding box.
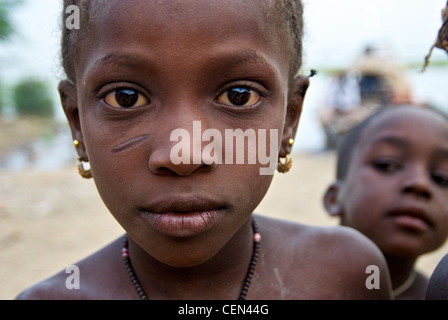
[58,80,87,160]
[280,75,309,156]
[323,182,344,217]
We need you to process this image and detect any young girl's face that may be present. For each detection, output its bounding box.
[337,108,448,258]
[62,0,303,266]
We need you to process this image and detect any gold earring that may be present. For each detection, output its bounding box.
[277,138,294,173]
[77,157,93,179]
[277,154,292,173]
[289,138,294,146]
[73,140,79,147]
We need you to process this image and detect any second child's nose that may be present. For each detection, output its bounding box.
[401,167,432,200]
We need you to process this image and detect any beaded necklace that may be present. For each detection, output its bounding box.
[121,218,261,300]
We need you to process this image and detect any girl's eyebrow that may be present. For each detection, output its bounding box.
[89,52,148,70]
[83,52,148,82]
[84,49,279,80]
[207,49,274,68]
[94,50,271,67]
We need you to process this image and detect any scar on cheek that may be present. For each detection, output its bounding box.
[111,135,150,154]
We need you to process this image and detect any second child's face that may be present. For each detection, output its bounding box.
[66,0,302,266]
[338,108,448,258]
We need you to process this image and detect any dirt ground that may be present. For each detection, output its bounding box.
[1,152,448,300]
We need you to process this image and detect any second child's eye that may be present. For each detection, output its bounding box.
[373,159,402,173]
[432,172,448,188]
[217,87,261,107]
[104,89,149,109]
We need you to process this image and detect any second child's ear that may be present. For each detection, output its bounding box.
[323,182,344,217]
[58,80,87,160]
[280,75,309,156]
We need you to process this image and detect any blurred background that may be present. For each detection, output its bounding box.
[1,0,447,299]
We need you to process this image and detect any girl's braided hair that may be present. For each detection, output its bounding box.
[61,0,100,83]
[61,0,304,84]
[423,1,448,71]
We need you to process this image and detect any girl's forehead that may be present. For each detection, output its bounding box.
[93,0,272,35]
[80,0,290,82]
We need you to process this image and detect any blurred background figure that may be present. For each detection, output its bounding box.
[424,0,448,69]
[319,45,416,149]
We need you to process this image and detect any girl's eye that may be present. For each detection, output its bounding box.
[103,89,149,109]
[217,87,261,107]
[432,172,448,188]
[373,159,402,173]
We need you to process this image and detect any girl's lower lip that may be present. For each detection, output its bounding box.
[139,209,224,237]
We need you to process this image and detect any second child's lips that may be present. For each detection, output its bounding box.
[387,206,435,233]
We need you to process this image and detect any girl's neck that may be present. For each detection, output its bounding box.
[127,218,255,299]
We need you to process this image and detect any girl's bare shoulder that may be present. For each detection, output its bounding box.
[255,215,392,299]
[256,214,384,256]
[15,236,129,300]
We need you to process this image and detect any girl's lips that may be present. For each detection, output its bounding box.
[139,209,225,237]
[138,197,227,237]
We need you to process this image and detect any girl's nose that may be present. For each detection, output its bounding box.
[147,98,218,176]
[148,144,217,176]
